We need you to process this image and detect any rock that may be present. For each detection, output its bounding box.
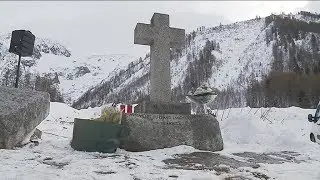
[16,128,42,147]
[0,86,50,149]
[75,66,90,78]
[17,128,36,146]
[31,128,42,141]
[120,113,223,152]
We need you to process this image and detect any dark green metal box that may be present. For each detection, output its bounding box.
[71,118,128,153]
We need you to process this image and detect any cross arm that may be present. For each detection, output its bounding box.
[134,23,153,45]
[169,28,185,48]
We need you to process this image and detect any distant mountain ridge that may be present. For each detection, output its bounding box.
[0,33,71,59]
[72,11,320,109]
[1,11,319,109]
[0,34,137,104]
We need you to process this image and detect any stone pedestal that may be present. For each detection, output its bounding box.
[134,100,191,115]
[0,86,50,149]
[120,113,223,152]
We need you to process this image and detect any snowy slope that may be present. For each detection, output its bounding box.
[32,53,137,104]
[0,102,319,179]
[74,11,320,109]
[179,18,272,89]
[0,34,137,104]
[130,18,271,91]
[73,17,275,108]
[2,11,319,108]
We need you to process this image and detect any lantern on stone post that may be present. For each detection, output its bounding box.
[9,30,35,88]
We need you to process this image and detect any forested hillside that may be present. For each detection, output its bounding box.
[245,11,320,108]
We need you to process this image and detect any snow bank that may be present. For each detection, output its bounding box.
[0,103,319,179]
[215,107,319,153]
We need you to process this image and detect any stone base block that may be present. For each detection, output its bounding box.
[0,86,50,149]
[120,113,223,152]
[134,100,191,114]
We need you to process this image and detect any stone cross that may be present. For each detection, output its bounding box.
[134,13,185,103]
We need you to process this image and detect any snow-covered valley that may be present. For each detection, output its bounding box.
[0,102,319,180]
[1,10,320,180]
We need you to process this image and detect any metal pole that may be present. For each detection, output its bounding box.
[14,54,21,88]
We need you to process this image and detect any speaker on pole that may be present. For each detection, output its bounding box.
[9,30,35,88]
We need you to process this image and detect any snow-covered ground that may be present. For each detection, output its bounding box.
[0,103,319,180]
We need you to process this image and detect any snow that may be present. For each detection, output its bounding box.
[71,14,320,108]
[70,18,276,107]
[216,107,316,152]
[1,12,320,178]
[216,107,320,180]
[30,53,137,104]
[295,14,320,23]
[0,34,138,105]
[2,13,320,108]
[100,56,151,100]
[163,18,273,94]
[0,102,319,179]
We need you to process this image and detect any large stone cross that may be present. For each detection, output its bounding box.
[134,13,185,103]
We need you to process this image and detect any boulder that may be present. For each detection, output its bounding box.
[0,86,50,149]
[120,113,223,152]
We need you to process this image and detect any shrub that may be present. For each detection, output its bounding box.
[93,106,122,124]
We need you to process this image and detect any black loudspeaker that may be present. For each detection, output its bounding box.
[9,30,35,57]
[8,30,35,88]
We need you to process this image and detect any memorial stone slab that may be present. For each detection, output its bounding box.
[134,100,191,115]
[0,86,50,149]
[120,113,223,152]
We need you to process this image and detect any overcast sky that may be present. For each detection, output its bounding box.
[0,1,319,59]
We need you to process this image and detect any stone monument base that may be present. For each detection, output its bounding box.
[0,86,50,149]
[134,100,191,114]
[120,113,223,152]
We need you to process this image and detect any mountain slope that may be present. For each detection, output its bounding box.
[0,34,137,104]
[73,11,320,109]
[73,17,270,109]
[2,11,319,109]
